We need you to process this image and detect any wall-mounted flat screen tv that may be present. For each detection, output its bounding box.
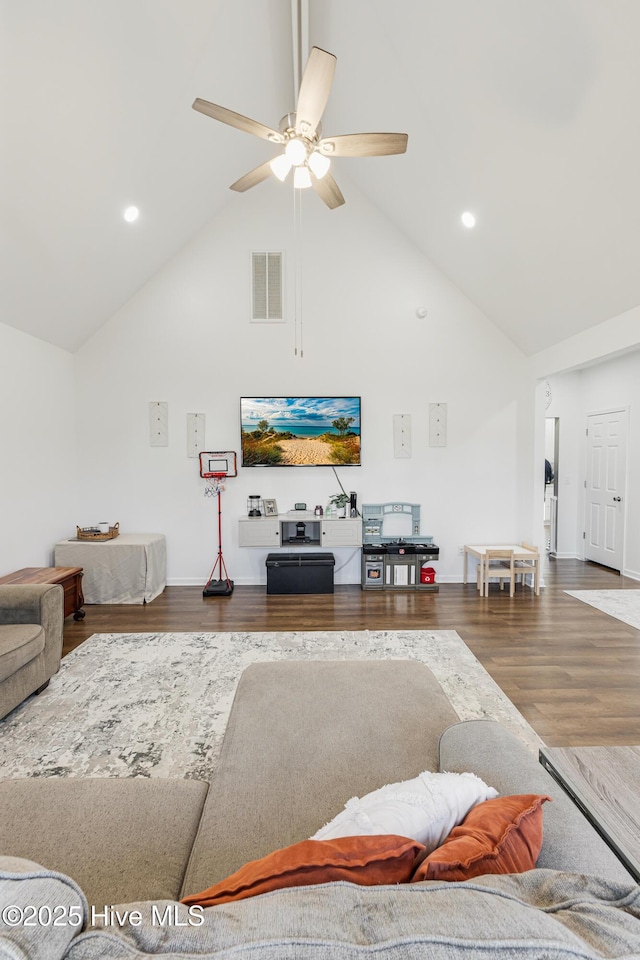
[241,397,361,467]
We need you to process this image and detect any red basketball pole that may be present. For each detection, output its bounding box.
[203,476,234,597]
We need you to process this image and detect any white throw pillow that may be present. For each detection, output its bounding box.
[311,771,498,853]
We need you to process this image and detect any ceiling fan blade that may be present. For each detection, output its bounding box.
[311,171,345,210]
[192,98,282,143]
[319,132,408,157]
[230,160,275,193]
[295,46,336,137]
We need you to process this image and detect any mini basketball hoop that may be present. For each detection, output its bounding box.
[199,451,237,480]
[199,451,237,598]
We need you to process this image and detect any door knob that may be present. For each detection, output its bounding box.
[613,496,622,502]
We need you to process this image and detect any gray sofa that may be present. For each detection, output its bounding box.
[1,659,639,958]
[0,583,64,720]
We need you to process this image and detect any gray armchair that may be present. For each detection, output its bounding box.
[0,584,64,720]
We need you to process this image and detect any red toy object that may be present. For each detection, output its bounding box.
[420,566,436,585]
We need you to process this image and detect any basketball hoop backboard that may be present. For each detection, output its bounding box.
[199,451,237,479]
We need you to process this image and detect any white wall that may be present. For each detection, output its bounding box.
[531,301,640,576]
[0,323,77,573]
[73,183,533,585]
[544,350,640,578]
[544,371,584,559]
[580,352,640,580]
[532,303,640,379]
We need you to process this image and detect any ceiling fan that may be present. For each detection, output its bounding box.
[192,45,408,210]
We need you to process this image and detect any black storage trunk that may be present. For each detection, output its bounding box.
[266,552,335,595]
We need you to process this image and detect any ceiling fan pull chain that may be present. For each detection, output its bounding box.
[298,191,304,359]
[293,187,299,357]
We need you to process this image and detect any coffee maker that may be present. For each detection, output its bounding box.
[349,491,358,517]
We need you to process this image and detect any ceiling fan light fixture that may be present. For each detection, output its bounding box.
[193,45,406,211]
[294,165,312,189]
[285,138,308,166]
[270,154,293,182]
[307,150,331,179]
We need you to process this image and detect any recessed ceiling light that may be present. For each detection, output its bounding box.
[461,211,476,228]
[124,206,139,223]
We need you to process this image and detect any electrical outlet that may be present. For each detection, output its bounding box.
[458,546,465,556]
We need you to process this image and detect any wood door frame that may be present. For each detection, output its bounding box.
[583,406,629,572]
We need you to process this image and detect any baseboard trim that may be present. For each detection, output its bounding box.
[167,577,361,587]
[167,578,209,586]
[622,567,640,582]
[168,575,524,588]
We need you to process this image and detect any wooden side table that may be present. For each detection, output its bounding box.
[0,566,85,620]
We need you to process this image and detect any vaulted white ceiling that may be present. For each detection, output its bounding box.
[3,0,640,355]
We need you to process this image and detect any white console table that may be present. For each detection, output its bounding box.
[54,533,166,604]
[239,514,361,549]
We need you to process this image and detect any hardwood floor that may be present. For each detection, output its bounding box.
[62,558,640,748]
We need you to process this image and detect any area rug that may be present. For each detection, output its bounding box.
[0,630,541,780]
[565,589,640,631]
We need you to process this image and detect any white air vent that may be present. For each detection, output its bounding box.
[251,252,283,322]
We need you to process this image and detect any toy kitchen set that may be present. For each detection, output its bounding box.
[361,502,439,591]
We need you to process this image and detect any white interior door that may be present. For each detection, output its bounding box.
[584,410,627,570]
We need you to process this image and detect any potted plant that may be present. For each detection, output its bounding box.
[329,493,349,518]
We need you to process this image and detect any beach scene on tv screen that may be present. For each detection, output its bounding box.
[241,397,361,466]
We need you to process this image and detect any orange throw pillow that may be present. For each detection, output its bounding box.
[412,794,552,882]
[182,834,426,907]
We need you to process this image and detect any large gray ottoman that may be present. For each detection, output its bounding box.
[181,658,458,895]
